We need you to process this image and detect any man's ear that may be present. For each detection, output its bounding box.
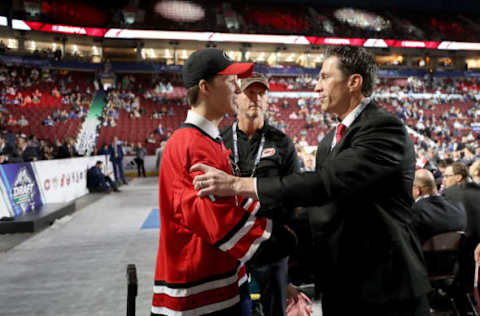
[455,174,463,184]
[348,74,363,93]
[198,79,210,96]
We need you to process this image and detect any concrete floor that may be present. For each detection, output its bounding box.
[0,177,323,316]
[0,177,158,316]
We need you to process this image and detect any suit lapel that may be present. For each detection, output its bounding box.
[330,101,377,157]
[316,129,335,167]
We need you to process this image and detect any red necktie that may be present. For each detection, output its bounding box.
[335,123,346,145]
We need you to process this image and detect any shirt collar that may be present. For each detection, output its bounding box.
[185,110,220,140]
[339,97,371,128]
[415,193,439,203]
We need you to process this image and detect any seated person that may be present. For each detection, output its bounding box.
[146,133,156,144]
[17,115,29,127]
[411,168,466,244]
[87,161,120,193]
[43,115,55,126]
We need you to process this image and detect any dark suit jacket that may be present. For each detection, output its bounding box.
[258,101,431,303]
[87,166,108,191]
[56,144,79,159]
[443,182,480,245]
[0,143,13,156]
[108,143,124,162]
[442,181,480,291]
[9,146,39,162]
[411,195,466,244]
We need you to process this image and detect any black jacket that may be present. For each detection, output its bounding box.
[411,195,466,244]
[221,121,299,221]
[257,101,431,303]
[443,182,480,244]
[9,145,39,163]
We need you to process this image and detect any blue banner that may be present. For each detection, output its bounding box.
[0,163,43,217]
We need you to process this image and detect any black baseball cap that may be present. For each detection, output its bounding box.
[182,48,254,88]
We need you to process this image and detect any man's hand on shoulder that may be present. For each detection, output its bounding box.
[190,163,258,199]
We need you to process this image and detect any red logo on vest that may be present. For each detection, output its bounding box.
[261,148,276,158]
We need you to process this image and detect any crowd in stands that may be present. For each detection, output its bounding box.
[0,64,95,164]
[1,64,479,184]
[0,132,81,164]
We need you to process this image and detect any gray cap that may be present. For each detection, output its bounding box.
[240,72,269,91]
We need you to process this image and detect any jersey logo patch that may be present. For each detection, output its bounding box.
[261,148,276,158]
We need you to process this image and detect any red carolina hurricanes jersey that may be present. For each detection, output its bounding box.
[152,123,272,315]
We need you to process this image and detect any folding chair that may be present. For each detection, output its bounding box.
[423,231,465,315]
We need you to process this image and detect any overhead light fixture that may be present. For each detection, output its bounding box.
[164,48,171,58]
[154,1,205,22]
[7,39,15,49]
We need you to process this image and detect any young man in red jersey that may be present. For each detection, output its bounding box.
[152,48,296,316]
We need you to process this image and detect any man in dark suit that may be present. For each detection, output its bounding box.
[108,136,127,185]
[191,46,431,315]
[87,160,119,193]
[9,135,39,162]
[411,168,466,244]
[0,134,14,164]
[442,162,480,291]
[56,136,80,159]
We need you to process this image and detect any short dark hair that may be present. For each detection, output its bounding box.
[438,158,454,169]
[185,76,215,107]
[324,46,377,97]
[450,161,469,181]
[96,160,103,165]
[186,86,200,107]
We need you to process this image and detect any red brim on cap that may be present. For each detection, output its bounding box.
[218,62,254,78]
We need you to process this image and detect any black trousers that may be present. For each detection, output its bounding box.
[322,293,430,316]
[104,176,118,190]
[250,257,289,316]
[135,158,146,177]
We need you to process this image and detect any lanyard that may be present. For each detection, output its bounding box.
[232,121,266,177]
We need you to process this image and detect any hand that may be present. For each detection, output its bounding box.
[0,155,5,164]
[474,243,480,264]
[190,163,236,197]
[287,283,300,303]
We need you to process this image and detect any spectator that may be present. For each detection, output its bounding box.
[56,136,80,159]
[134,142,147,177]
[411,169,466,244]
[146,133,156,144]
[43,115,55,126]
[6,114,17,126]
[17,115,29,127]
[52,86,60,97]
[97,144,109,155]
[470,160,480,184]
[155,123,164,135]
[108,136,127,185]
[10,135,38,162]
[0,134,14,164]
[443,162,480,292]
